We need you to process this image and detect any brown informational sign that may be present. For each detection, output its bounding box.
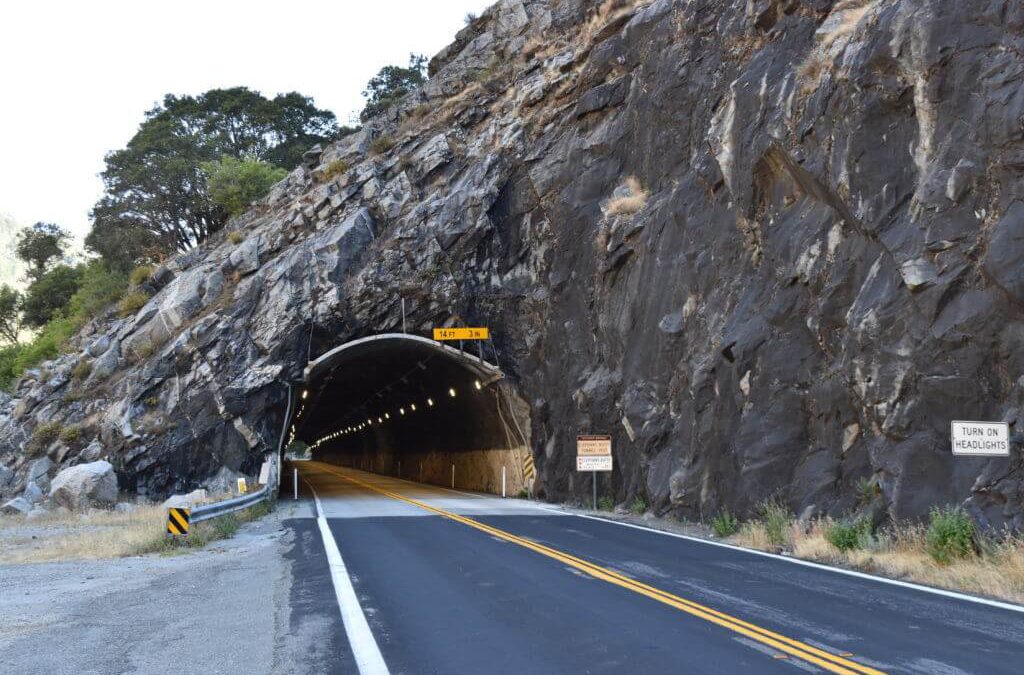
[577,435,612,472]
[577,434,612,456]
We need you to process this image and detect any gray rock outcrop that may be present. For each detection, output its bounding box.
[0,0,1021,531]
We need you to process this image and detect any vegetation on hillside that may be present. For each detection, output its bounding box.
[2,63,429,389]
[86,87,341,269]
[360,54,427,122]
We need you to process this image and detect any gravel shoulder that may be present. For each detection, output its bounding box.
[0,498,343,675]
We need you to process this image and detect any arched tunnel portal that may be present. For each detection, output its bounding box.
[288,334,532,495]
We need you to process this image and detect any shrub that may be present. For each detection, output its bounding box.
[117,291,149,318]
[856,476,880,504]
[129,265,153,286]
[370,134,396,156]
[321,159,350,182]
[597,496,614,511]
[517,488,530,499]
[66,261,129,320]
[71,359,92,382]
[58,425,82,445]
[27,420,62,454]
[202,156,287,216]
[630,495,648,515]
[604,176,649,217]
[712,510,739,537]
[757,499,792,547]
[227,231,245,245]
[926,506,976,564]
[825,518,872,552]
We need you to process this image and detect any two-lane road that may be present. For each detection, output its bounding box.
[293,461,1024,674]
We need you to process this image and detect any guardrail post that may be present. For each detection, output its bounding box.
[293,467,298,501]
[502,466,506,498]
[451,463,455,489]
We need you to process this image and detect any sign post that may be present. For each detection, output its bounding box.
[951,421,1010,456]
[577,435,612,509]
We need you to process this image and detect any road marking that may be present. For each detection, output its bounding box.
[536,508,1024,615]
[303,473,390,675]
[313,464,884,675]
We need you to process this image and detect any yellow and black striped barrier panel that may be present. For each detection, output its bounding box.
[523,452,535,480]
[167,507,191,535]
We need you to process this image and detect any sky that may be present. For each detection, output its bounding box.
[0,0,494,240]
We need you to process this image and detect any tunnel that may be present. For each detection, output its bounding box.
[288,333,532,495]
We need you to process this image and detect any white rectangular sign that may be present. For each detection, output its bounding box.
[577,455,613,472]
[951,420,1009,456]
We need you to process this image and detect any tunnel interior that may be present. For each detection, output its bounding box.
[290,334,531,494]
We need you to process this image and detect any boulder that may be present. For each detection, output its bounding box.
[204,466,246,497]
[0,463,12,490]
[1,497,32,516]
[49,461,118,510]
[162,489,208,509]
[23,481,45,505]
[228,237,260,275]
[87,335,112,358]
[82,439,104,462]
[26,457,52,493]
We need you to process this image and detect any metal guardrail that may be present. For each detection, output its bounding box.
[189,483,272,524]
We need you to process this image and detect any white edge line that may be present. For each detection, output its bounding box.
[303,474,391,675]
[532,505,1024,615]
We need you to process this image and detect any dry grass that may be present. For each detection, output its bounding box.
[0,501,272,564]
[733,517,1024,604]
[604,176,649,216]
[0,506,167,563]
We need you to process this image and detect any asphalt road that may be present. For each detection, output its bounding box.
[295,461,1024,675]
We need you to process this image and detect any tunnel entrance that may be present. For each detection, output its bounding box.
[288,334,532,495]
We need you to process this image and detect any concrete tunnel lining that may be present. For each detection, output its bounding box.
[291,333,531,494]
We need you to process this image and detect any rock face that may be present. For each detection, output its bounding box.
[0,0,1022,529]
[49,461,118,511]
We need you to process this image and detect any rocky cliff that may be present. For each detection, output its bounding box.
[2,0,1023,530]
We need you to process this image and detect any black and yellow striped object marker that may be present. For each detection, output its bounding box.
[167,507,191,535]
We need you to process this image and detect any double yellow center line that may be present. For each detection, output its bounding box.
[315,465,885,675]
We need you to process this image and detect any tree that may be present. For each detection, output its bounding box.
[0,285,22,345]
[88,87,339,267]
[16,222,70,283]
[203,157,288,217]
[21,265,83,328]
[360,54,428,122]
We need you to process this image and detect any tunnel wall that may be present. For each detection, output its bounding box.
[313,380,532,496]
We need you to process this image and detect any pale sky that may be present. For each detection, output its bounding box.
[0,0,494,240]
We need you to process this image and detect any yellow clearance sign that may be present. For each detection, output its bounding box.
[433,327,490,341]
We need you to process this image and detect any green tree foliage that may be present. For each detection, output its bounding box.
[16,222,70,282]
[203,157,288,217]
[21,265,84,328]
[360,54,427,122]
[0,261,128,390]
[0,285,22,344]
[87,87,339,267]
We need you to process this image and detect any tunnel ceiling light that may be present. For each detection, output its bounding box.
[385,412,390,420]
[427,398,434,406]
[475,380,482,390]
[410,403,417,411]
[378,417,383,423]
[399,408,405,415]
[449,388,457,398]
[302,390,308,399]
